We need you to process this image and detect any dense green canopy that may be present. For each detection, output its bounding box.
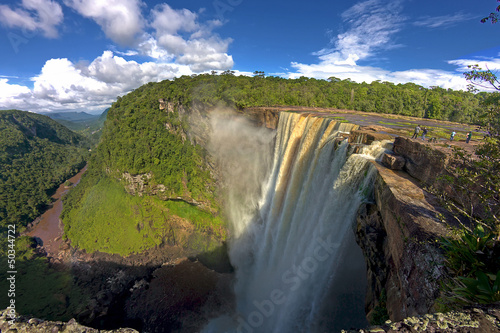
[145,73,492,124]
[0,110,90,230]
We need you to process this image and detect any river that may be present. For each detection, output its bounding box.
[27,165,87,257]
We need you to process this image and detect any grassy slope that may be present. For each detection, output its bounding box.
[64,176,225,256]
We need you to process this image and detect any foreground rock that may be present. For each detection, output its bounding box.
[392,137,450,184]
[0,310,138,332]
[342,304,500,332]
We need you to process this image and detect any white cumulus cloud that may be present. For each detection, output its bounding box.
[0,0,63,38]
[63,0,145,45]
[148,4,233,71]
[0,51,195,113]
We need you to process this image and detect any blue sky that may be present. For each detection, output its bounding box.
[0,0,499,113]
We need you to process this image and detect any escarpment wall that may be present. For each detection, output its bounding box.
[357,163,449,322]
[356,137,458,323]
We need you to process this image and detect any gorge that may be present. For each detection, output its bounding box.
[3,74,499,332]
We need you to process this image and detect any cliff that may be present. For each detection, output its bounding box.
[356,161,450,322]
[354,135,493,325]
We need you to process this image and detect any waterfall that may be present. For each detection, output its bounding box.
[204,112,391,333]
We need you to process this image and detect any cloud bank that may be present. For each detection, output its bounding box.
[0,0,233,112]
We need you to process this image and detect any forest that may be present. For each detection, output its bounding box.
[0,110,90,231]
[140,72,496,125]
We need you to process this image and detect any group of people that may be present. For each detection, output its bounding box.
[412,125,473,143]
[411,125,428,140]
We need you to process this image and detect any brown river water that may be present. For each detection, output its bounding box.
[27,165,87,257]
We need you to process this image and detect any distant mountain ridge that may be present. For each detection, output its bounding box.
[41,111,100,122]
[41,109,109,142]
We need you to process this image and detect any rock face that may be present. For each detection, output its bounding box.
[392,137,450,184]
[356,160,451,322]
[125,258,233,333]
[381,153,405,170]
[349,129,393,145]
[240,107,280,129]
[343,304,500,332]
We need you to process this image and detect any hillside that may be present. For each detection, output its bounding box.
[60,85,224,257]
[0,110,90,230]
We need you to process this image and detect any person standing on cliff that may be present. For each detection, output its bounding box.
[421,127,428,141]
[412,125,421,139]
[466,131,472,144]
[450,131,456,141]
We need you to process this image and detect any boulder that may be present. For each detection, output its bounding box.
[393,136,449,184]
[381,153,405,170]
[349,130,393,145]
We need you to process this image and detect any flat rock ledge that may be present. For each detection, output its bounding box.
[342,304,500,333]
[0,310,138,333]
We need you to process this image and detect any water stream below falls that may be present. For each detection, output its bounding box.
[205,112,391,333]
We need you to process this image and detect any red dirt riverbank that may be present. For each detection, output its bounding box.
[27,165,87,258]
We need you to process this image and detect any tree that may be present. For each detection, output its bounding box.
[253,71,265,78]
[481,0,500,23]
[435,7,500,307]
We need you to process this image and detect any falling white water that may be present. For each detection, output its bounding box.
[204,112,391,333]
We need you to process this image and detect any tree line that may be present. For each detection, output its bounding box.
[145,73,494,125]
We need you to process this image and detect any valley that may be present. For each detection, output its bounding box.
[1,74,499,332]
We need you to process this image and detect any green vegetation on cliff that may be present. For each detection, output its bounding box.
[62,175,225,256]
[0,110,90,230]
[61,82,224,256]
[97,96,214,202]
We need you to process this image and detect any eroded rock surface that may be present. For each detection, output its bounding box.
[342,304,500,332]
[356,160,452,322]
[392,137,450,184]
[0,310,138,333]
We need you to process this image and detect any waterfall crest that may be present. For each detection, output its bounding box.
[205,112,390,333]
